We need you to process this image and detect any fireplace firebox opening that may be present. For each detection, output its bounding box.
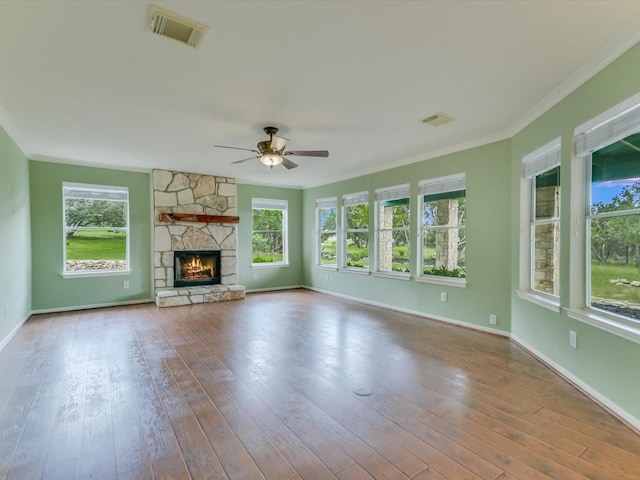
[174,250,221,287]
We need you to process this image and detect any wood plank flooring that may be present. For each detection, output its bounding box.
[0,289,638,479]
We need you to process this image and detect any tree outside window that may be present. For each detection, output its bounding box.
[343,192,369,269]
[317,198,337,266]
[588,132,640,320]
[419,175,465,279]
[375,184,410,274]
[63,183,129,273]
[252,198,287,265]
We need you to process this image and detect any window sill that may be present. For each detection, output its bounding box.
[251,262,289,269]
[62,269,131,279]
[516,290,560,313]
[566,307,640,345]
[416,275,466,288]
[373,271,411,281]
[315,265,338,271]
[339,267,370,276]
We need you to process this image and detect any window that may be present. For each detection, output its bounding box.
[522,140,561,299]
[63,183,129,274]
[316,197,337,266]
[375,184,410,274]
[251,198,288,266]
[342,192,369,270]
[418,174,466,281]
[570,93,640,342]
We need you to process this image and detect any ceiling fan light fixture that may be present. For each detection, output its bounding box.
[259,153,283,167]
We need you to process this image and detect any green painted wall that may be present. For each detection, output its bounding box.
[237,184,303,290]
[30,161,152,310]
[0,126,31,344]
[510,43,640,421]
[303,140,512,332]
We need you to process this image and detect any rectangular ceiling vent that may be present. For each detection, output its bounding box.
[148,6,208,48]
[422,113,455,127]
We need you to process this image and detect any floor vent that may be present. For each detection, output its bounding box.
[148,6,208,48]
[422,113,454,127]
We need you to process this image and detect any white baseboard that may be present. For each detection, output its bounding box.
[246,285,304,294]
[303,286,509,337]
[0,312,31,352]
[31,298,153,315]
[511,335,640,434]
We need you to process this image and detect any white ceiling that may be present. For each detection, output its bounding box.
[1,1,639,188]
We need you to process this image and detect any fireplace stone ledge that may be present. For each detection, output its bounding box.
[155,284,245,307]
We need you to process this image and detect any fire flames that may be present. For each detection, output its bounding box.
[181,255,214,280]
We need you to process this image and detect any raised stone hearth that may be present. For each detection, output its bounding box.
[155,285,245,308]
[153,169,244,306]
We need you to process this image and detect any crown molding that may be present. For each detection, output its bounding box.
[507,25,640,137]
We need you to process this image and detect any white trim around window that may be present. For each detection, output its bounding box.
[374,184,410,278]
[251,198,289,268]
[341,191,370,272]
[316,197,338,268]
[62,182,130,277]
[517,138,561,310]
[417,174,466,285]
[569,93,640,343]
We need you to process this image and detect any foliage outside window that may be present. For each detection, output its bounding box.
[375,184,410,274]
[317,197,337,266]
[523,141,561,297]
[63,183,129,273]
[587,132,640,321]
[342,192,369,269]
[252,198,288,265]
[418,174,466,279]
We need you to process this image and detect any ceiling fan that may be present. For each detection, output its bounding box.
[214,126,329,169]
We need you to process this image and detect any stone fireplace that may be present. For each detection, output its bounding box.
[152,169,245,307]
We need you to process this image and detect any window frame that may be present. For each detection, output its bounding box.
[517,139,561,310]
[568,92,640,344]
[62,182,130,278]
[316,197,338,269]
[341,191,370,272]
[417,173,467,287]
[251,198,289,269]
[374,184,411,279]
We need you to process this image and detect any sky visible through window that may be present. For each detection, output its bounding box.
[592,178,640,204]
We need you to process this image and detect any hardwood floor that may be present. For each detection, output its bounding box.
[1,289,638,479]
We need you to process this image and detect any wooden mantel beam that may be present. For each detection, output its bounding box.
[158,213,240,224]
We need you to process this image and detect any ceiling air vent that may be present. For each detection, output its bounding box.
[422,113,454,127]
[148,6,208,48]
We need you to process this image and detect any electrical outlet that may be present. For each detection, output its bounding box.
[252,271,258,280]
[570,330,577,348]
[123,281,129,289]
[325,273,329,281]
[440,292,447,302]
[489,314,497,325]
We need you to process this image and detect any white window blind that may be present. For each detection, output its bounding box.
[575,94,640,157]
[342,191,368,206]
[316,197,337,209]
[523,139,561,178]
[252,198,287,210]
[63,184,128,201]
[418,173,465,196]
[375,184,410,202]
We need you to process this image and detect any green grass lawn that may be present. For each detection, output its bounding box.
[253,253,284,263]
[591,262,640,303]
[66,230,126,260]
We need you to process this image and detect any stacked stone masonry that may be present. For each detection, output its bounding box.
[155,285,245,308]
[152,169,244,305]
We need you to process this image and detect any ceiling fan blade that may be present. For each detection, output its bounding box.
[270,135,287,151]
[281,158,298,169]
[231,155,258,164]
[213,145,259,153]
[284,150,329,157]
